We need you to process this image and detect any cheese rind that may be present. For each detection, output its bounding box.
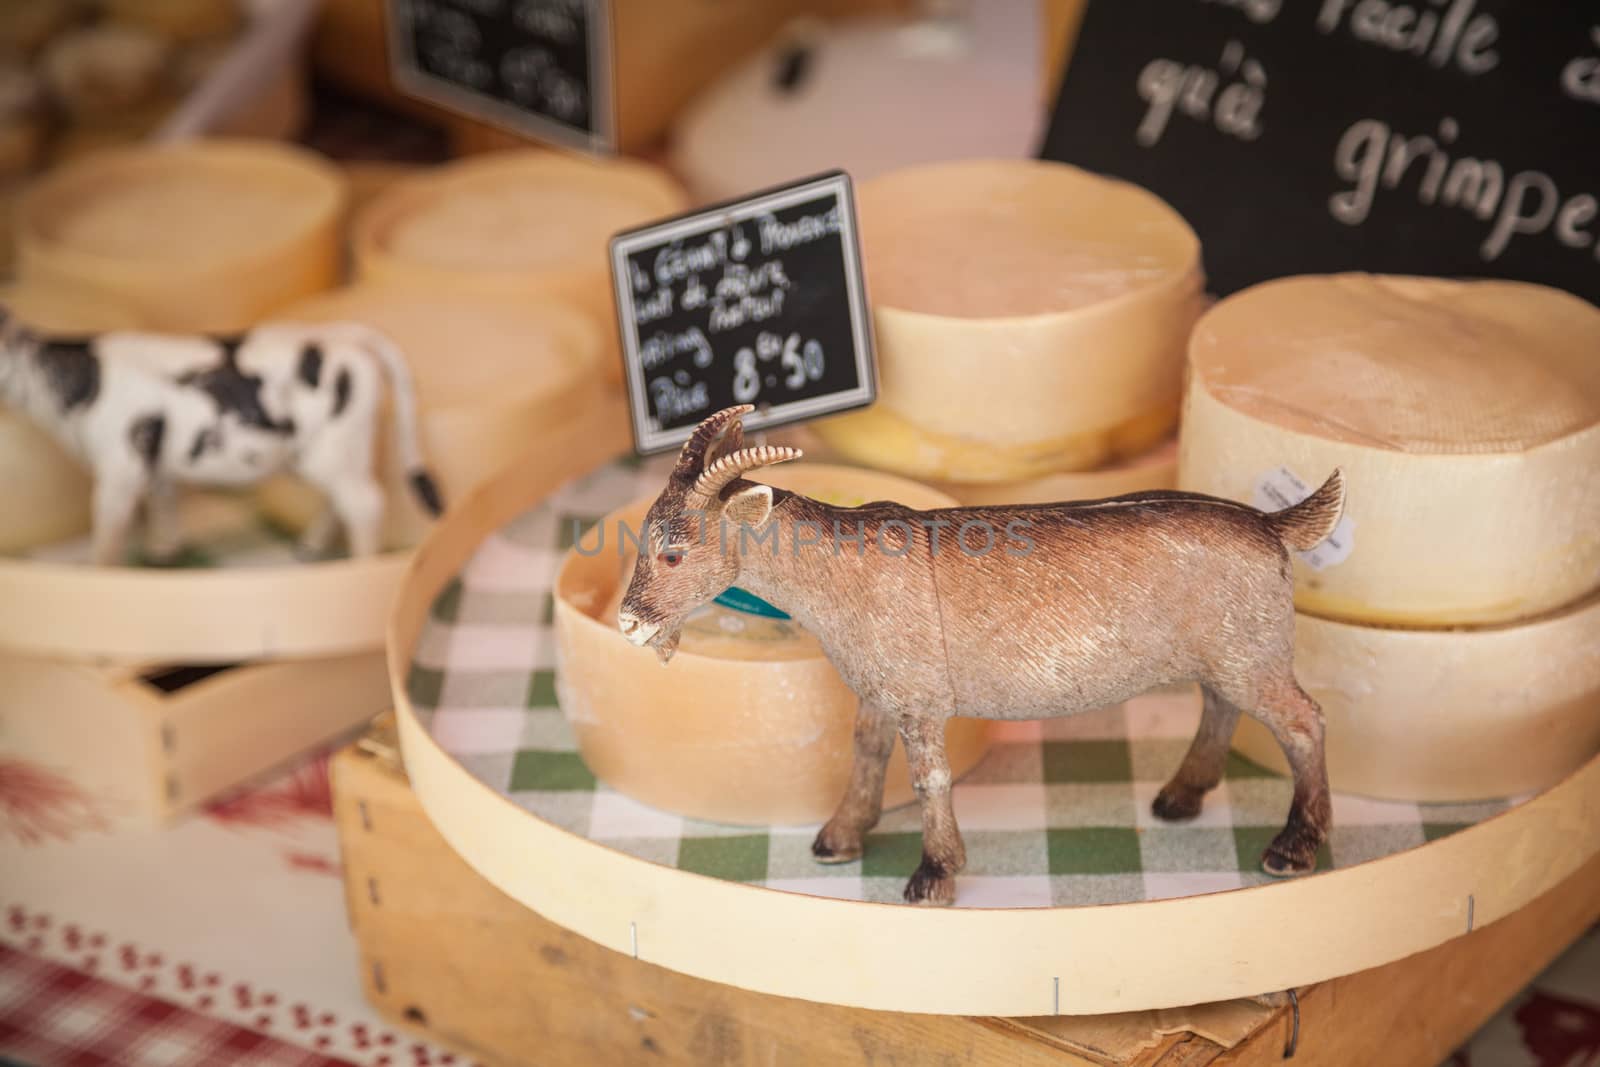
[17,139,345,333]
[1234,596,1600,802]
[813,159,1202,484]
[931,438,1178,506]
[352,150,687,386]
[555,464,990,826]
[258,284,603,550]
[1180,273,1600,627]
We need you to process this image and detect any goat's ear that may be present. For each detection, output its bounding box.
[723,484,774,530]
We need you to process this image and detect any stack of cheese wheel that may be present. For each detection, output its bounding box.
[350,150,687,387]
[1180,274,1600,801]
[0,282,145,553]
[555,463,991,825]
[15,139,344,332]
[811,158,1201,496]
[258,283,604,550]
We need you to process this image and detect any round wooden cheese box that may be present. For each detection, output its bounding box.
[16,138,345,333]
[351,150,688,386]
[554,463,991,826]
[812,158,1203,485]
[1180,273,1600,627]
[258,283,605,550]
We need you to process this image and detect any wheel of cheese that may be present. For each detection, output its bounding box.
[931,437,1178,506]
[1180,273,1600,627]
[101,0,243,44]
[555,464,991,826]
[16,138,345,333]
[257,283,604,549]
[351,150,687,386]
[810,159,1203,485]
[1234,593,1600,803]
[0,283,147,554]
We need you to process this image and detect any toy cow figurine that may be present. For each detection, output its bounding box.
[0,306,442,564]
[620,405,1343,906]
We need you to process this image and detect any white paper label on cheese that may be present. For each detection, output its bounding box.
[1252,465,1355,571]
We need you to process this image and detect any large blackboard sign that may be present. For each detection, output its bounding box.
[1041,2,1600,305]
[386,0,613,153]
[610,171,877,455]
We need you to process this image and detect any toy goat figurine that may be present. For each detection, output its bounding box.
[621,405,1343,906]
[0,305,442,564]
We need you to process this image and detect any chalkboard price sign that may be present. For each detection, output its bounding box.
[386,0,613,153]
[610,171,877,455]
[1041,1,1600,305]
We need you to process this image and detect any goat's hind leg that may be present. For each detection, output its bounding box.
[1248,677,1331,877]
[813,700,895,863]
[900,714,965,906]
[1153,685,1240,822]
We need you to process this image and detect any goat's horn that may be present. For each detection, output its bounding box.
[673,405,753,479]
[690,445,803,506]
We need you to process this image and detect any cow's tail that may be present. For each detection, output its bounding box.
[334,324,444,517]
[1262,469,1344,552]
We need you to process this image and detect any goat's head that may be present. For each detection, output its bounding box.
[618,405,800,663]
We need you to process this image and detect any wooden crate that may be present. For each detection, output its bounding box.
[333,725,1600,1066]
[314,0,867,153]
[1,651,388,826]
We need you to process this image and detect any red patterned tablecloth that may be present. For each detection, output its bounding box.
[0,752,465,1067]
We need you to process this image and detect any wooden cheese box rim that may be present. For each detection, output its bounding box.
[387,395,1600,1017]
[17,138,346,275]
[0,547,410,664]
[1190,272,1600,455]
[351,148,687,286]
[1297,580,1600,638]
[859,157,1202,325]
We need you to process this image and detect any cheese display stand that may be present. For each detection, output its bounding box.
[336,721,1600,1066]
[388,408,1600,1018]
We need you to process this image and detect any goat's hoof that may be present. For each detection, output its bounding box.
[1261,819,1325,878]
[1152,784,1205,822]
[903,862,956,906]
[1261,842,1318,878]
[811,827,863,865]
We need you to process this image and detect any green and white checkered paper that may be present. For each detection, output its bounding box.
[407,457,1516,909]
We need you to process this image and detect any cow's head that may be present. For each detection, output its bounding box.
[618,405,799,663]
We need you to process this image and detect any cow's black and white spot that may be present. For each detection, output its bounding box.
[129,414,165,470]
[36,339,100,412]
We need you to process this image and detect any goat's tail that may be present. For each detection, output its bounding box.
[1263,469,1345,551]
[328,323,445,518]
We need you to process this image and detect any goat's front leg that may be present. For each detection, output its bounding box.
[90,472,145,566]
[1153,685,1240,821]
[900,714,965,906]
[813,700,896,863]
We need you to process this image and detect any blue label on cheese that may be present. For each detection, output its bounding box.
[714,586,791,619]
